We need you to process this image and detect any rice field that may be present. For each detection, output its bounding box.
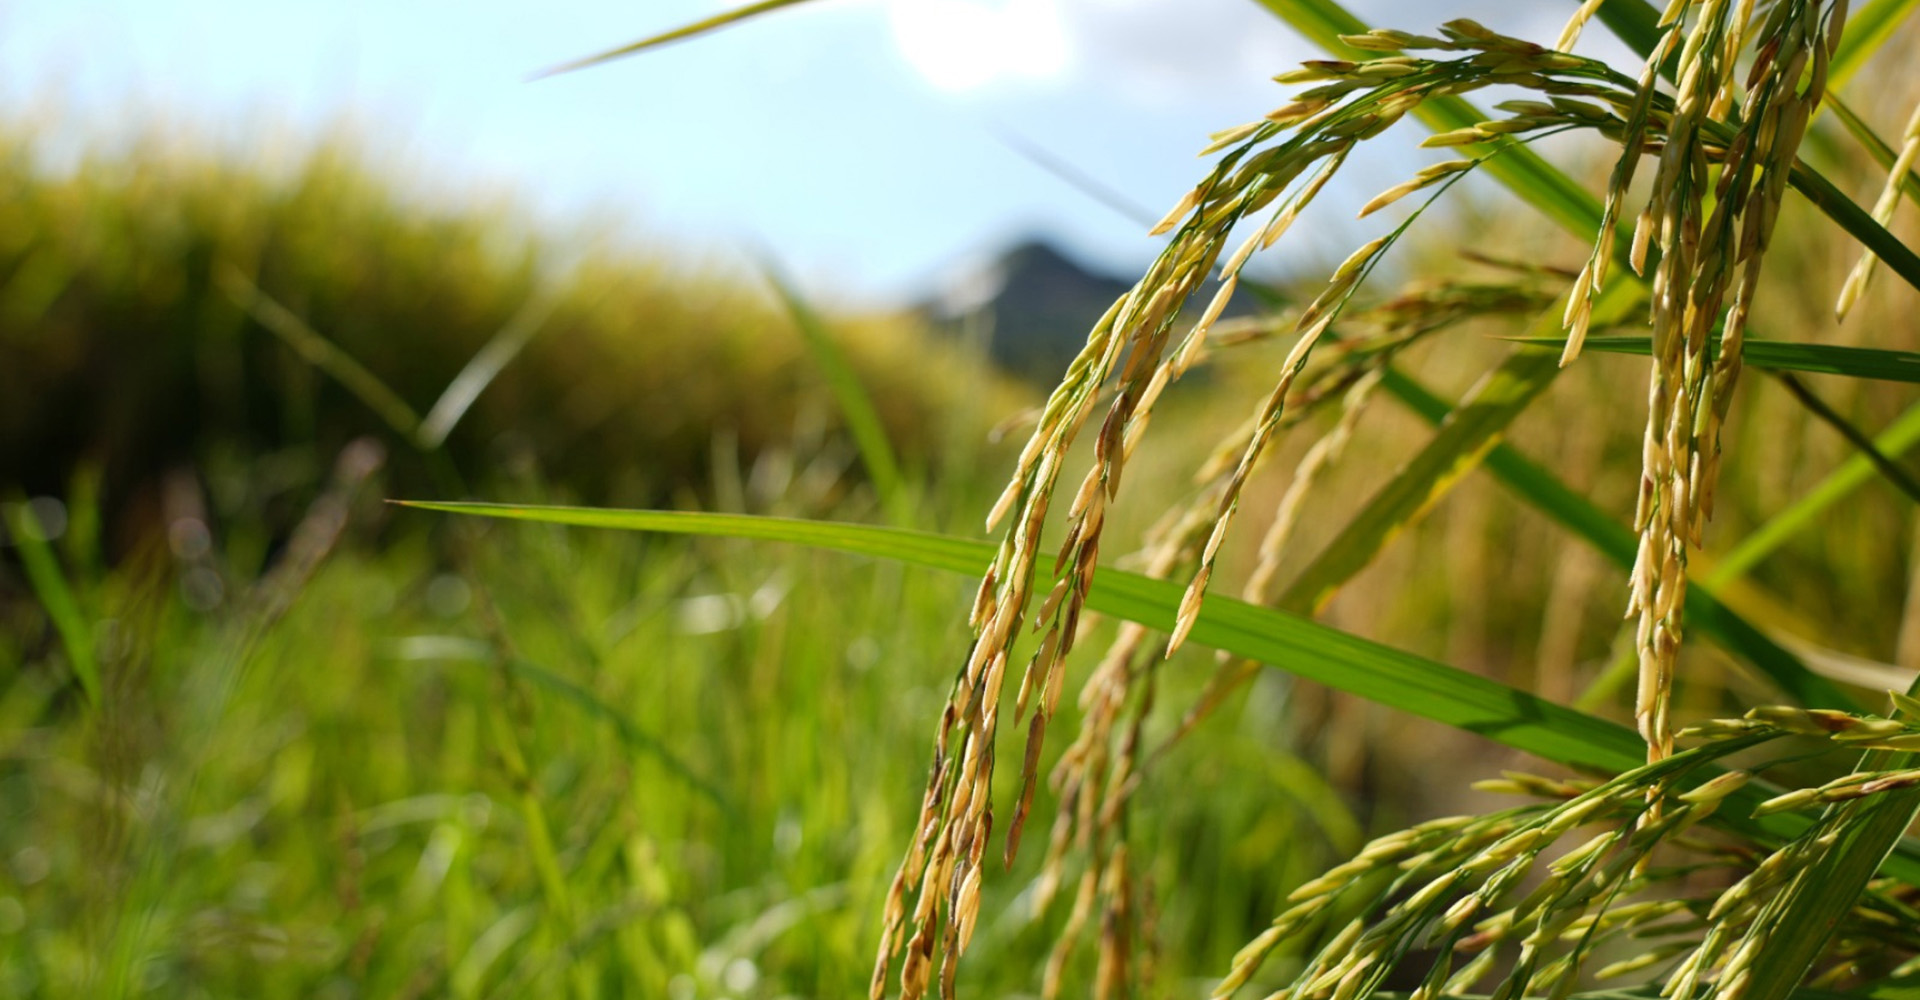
[11,1,1920,997]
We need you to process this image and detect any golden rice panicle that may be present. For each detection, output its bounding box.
[1556,0,1609,52]
[1837,97,1920,318]
[877,51,1437,994]
[1211,734,1796,1000]
[1614,0,1843,767]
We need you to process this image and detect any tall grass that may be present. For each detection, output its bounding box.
[0,123,1017,539]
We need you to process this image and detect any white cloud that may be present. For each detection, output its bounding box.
[885,0,1072,93]
[883,1,1638,101]
[885,0,1301,102]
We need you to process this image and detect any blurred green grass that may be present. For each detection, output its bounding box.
[0,463,1359,998]
[0,125,1020,545]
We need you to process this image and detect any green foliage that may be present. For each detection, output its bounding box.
[0,468,1359,997]
[0,128,1012,532]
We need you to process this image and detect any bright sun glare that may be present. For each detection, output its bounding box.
[885,0,1071,93]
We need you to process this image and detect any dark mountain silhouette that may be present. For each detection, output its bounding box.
[917,237,1254,380]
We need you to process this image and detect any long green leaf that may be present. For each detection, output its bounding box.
[1711,400,1920,585]
[533,0,826,78]
[1377,371,1856,710]
[394,500,1916,876]
[219,266,423,440]
[387,502,1635,772]
[761,263,908,519]
[1513,335,1920,384]
[418,291,557,450]
[4,499,98,705]
[1281,348,1558,614]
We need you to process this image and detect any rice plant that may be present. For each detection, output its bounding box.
[430,0,1920,997]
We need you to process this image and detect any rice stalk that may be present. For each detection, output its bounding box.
[868,8,1896,993]
[1213,701,1920,999]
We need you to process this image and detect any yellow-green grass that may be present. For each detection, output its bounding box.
[0,465,1358,998]
[0,124,1021,539]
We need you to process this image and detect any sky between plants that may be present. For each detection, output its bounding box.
[0,0,1609,302]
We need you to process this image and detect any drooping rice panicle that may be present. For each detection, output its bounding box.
[1837,96,1920,318]
[874,7,1876,993]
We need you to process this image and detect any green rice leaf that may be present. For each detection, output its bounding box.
[3,499,98,705]
[761,262,909,520]
[1513,335,1920,384]
[1281,348,1558,615]
[533,0,825,78]
[1378,370,1856,711]
[395,500,1919,877]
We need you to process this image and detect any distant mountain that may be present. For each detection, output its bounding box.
[917,237,1254,380]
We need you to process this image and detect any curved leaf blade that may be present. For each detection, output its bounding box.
[395,500,1920,878]
[1513,336,1920,384]
[533,0,826,78]
[1282,348,1559,616]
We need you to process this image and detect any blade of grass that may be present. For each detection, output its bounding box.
[3,498,98,705]
[219,264,423,440]
[1511,335,1920,384]
[393,500,1912,874]
[761,261,908,520]
[1712,399,1920,586]
[385,502,1644,776]
[384,636,734,811]
[532,0,827,78]
[1377,369,1857,711]
[1770,371,1920,505]
[1280,347,1558,615]
[419,290,559,450]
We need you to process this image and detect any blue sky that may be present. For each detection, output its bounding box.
[0,1,1589,301]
